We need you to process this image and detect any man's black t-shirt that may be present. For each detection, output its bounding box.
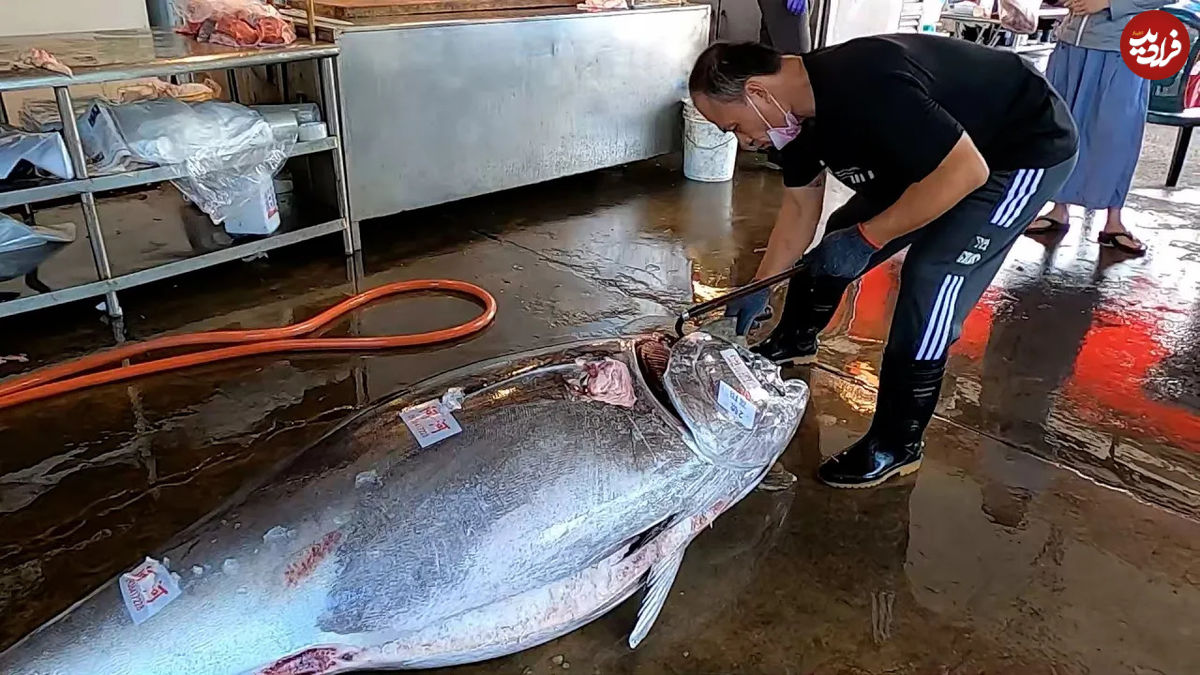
[781,34,1078,202]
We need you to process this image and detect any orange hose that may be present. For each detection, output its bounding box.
[0,279,497,411]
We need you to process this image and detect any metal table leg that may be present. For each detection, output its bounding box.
[320,55,361,254]
[345,249,364,295]
[278,63,290,103]
[227,70,241,103]
[0,92,7,125]
[56,86,123,318]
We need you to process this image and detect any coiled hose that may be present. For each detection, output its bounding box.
[0,279,497,411]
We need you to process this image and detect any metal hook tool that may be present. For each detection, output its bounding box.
[674,262,810,337]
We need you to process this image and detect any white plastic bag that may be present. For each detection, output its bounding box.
[0,213,76,281]
[0,125,74,180]
[78,99,294,223]
[998,0,1038,34]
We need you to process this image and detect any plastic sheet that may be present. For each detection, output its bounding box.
[664,332,809,471]
[175,0,297,47]
[77,99,294,223]
[0,214,76,281]
[0,125,74,180]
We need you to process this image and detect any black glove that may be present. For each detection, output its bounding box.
[724,288,771,336]
[804,225,880,281]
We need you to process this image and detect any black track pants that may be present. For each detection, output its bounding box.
[807,156,1077,367]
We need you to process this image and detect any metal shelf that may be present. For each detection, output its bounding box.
[0,218,346,319]
[0,137,340,210]
[0,27,357,321]
[0,28,339,93]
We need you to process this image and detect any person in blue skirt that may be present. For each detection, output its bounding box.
[1028,0,1171,256]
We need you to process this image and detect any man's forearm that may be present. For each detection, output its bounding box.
[860,133,989,247]
[756,219,815,279]
[755,180,825,279]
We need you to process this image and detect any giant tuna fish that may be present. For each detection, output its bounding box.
[1,331,808,674]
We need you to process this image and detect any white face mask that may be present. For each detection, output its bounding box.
[747,91,802,149]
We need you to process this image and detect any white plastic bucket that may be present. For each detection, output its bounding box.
[682,98,737,183]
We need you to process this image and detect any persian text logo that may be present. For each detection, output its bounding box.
[1121,10,1190,81]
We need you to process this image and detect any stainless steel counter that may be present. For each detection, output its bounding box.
[0,28,339,91]
[331,4,710,220]
[331,4,705,31]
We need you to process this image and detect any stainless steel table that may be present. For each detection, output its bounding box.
[325,4,711,221]
[939,5,1069,55]
[0,28,353,320]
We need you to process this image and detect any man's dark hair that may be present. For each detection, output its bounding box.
[689,42,783,102]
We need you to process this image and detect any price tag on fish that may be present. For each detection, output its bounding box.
[401,401,463,448]
[119,557,181,625]
[717,380,757,429]
[719,348,769,401]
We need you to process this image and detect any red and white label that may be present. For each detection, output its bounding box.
[400,401,462,448]
[719,348,769,401]
[119,557,181,625]
[1122,11,1191,80]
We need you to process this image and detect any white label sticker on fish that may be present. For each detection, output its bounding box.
[120,557,181,625]
[717,380,757,429]
[401,401,463,448]
[720,349,768,401]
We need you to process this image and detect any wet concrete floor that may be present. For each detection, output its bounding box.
[1,134,1199,672]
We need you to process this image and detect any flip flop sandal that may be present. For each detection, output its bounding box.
[1025,216,1070,235]
[1098,231,1147,256]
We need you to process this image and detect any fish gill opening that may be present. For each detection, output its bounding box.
[635,335,684,425]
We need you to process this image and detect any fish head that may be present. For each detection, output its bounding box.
[657,332,809,475]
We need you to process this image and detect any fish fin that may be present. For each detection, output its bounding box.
[628,548,686,649]
[622,515,676,559]
[580,516,675,571]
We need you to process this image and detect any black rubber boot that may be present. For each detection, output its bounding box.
[818,356,946,488]
[752,270,847,365]
[763,147,783,171]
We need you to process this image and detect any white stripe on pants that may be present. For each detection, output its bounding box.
[990,168,1046,228]
[915,274,965,361]
[999,168,1044,228]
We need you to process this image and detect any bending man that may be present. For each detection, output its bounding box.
[688,38,1078,488]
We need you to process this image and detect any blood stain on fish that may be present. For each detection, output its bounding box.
[284,531,343,587]
[257,646,357,675]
